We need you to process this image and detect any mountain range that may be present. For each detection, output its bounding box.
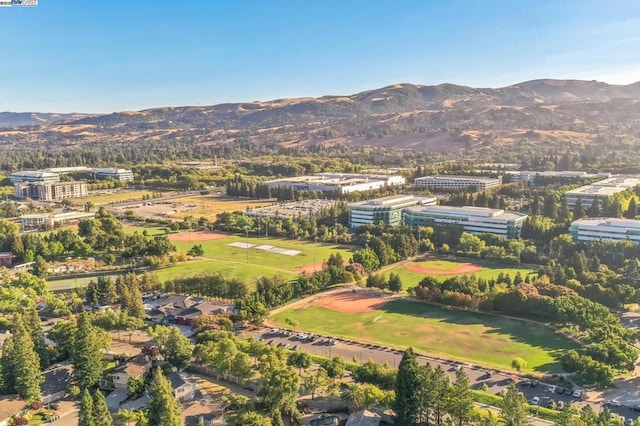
[2,79,640,153]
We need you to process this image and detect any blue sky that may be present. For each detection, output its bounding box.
[1,0,640,112]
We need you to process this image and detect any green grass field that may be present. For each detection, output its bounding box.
[384,259,534,287]
[156,234,354,285]
[272,300,576,373]
[47,274,118,291]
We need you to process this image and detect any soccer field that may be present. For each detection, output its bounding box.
[158,233,354,285]
[272,296,576,373]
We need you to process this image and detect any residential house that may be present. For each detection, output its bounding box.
[144,295,202,324]
[166,371,197,402]
[0,253,12,268]
[112,354,152,389]
[175,301,235,327]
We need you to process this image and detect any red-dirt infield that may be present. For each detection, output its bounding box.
[313,290,392,313]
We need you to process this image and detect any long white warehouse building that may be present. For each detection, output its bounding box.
[264,173,405,194]
[569,218,640,243]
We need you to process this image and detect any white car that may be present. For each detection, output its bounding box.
[572,390,583,398]
[530,396,540,405]
[608,400,622,407]
[547,385,557,393]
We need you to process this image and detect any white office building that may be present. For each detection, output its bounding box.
[10,171,60,184]
[569,218,640,243]
[414,175,502,191]
[92,168,134,182]
[564,176,640,209]
[348,194,436,229]
[20,211,95,230]
[403,205,528,239]
[264,173,405,194]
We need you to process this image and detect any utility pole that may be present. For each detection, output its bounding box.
[245,226,249,263]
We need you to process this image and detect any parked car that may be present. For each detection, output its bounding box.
[632,405,640,412]
[557,401,565,411]
[519,378,531,386]
[546,400,556,409]
[626,418,633,426]
[547,385,556,393]
[607,400,622,407]
[530,380,539,387]
[572,390,583,398]
[556,387,566,395]
[530,397,540,405]
[292,345,300,351]
[453,364,462,372]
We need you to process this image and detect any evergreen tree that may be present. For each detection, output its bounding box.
[448,368,473,426]
[587,197,600,217]
[530,196,540,215]
[558,197,571,221]
[11,314,44,402]
[72,312,105,389]
[32,255,49,279]
[387,273,403,293]
[23,306,49,368]
[431,365,450,426]
[500,382,529,426]
[572,251,588,278]
[147,369,182,426]
[163,326,192,370]
[543,194,557,219]
[79,389,96,426]
[92,390,113,426]
[572,196,585,220]
[589,255,601,273]
[626,198,638,219]
[394,347,421,426]
[0,337,16,393]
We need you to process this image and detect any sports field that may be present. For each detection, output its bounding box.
[384,258,534,286]
[156,232,354,286]
[272,290,576,373]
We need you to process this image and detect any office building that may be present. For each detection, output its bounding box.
[15,181,88,201]
[348,194,436,229]
[10,171,60,184]
[564,177,640,209]
[264,173,405,194]
[403,205,527,239]
[92,168,134,182]
[414,175,502,191]
[569,218,640,244]
[20,211,95,230]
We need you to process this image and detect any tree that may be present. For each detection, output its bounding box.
[587,197,600,217]
[163,326,192,369]
[511,357,527,372]
[237,411,271,426]
[116,409,148,426]
[72,312,106,389]
[258,354,301,424]
[388,273,403,293]
[303,367,329,400]
[147,369,182,426]
[127,377,145,396]
[7,314,44,402]
[449,368,473,426]
[394,347,421,426]
[351,248,380,272]
[79,389,96,426]
[627,198,639,219]
[287,352,312,374]
[500,382,529,426]
[93,391,113,426]
[31,255,49,279]
[324,356,346,379]
[149,325,192,370]
[187,244,205,257]
[572,197,586,220]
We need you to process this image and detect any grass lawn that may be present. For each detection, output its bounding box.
[153,260,297,287]
[71,190,156,205]
[171,235,353,272]
[272,300,577,373]
[384,259,535,288]
[47,275,117,291]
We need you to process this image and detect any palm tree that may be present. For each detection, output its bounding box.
[341,384,365,411]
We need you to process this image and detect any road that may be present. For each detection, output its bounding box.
[242,328,639,424]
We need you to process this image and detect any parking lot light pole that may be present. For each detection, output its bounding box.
[245,226,249,263]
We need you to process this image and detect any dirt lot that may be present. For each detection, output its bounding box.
[405,262,482,275]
